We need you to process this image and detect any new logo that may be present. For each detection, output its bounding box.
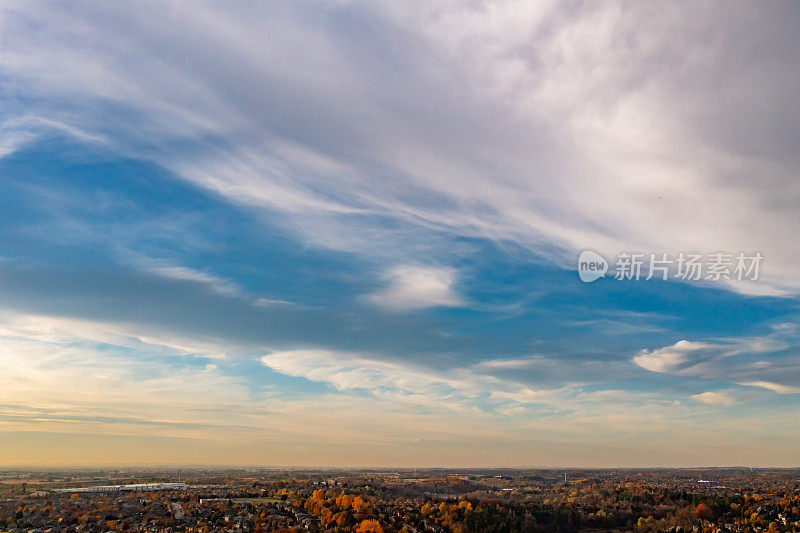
[578,250,608,282]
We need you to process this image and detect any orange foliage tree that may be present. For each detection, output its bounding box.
[356,518,384,533]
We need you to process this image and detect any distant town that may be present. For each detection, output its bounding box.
[1,468,799,532]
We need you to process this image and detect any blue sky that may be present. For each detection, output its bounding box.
[0,1,798,466]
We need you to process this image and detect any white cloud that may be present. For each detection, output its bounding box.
[633,340,711,374]
[633,334,788,376]
[479,357,542,370]
[260,348,569,411]
[262,349,468,406]
[633,328,800,395]
[134,258,293,309]
[739,381,800,395]
[366,265,464,311]
[148,265,242,297]
[692,391,736,407]
[0,311,230,359]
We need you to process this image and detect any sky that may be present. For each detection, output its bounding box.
[0,1,799,467]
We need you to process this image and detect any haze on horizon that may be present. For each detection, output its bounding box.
[0,1,799,468]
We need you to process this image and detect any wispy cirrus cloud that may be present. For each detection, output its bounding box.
[0,311,231,360]
[260,348,546,411]
[739,381,800,395]
[147,265,242,298]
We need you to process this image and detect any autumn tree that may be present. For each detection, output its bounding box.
[356,518,384,533]
[352,496,370,514]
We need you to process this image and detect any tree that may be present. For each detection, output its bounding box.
[336,493,352,510]
[356,518,384,533]
[352,496,370,514]
[694,503,713,521]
